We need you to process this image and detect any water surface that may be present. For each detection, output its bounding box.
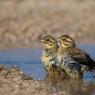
[0,48,45,80]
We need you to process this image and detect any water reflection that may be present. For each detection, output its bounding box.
[46,78,95,95]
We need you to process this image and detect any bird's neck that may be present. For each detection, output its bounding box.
[59,46,72,55]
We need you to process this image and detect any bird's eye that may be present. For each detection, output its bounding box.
[46,39,50,41]
[62,38,66,41]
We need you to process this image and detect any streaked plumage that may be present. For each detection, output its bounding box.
[41,35,58,71]
[58,34,95,72]
[41,35,66,79]
[41,35,83,79]
[57,54,83,78]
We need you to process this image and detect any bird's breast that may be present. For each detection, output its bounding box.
[41,54,55,71]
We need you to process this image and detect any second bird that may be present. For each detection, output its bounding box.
[57,34,95,74]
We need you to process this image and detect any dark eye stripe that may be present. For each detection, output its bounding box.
[62,38,72,42]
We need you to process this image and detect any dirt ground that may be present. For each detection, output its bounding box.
[0,0,95,50]
[0,65,95,95]
[0,65,48,95]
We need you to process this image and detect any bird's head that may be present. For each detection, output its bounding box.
[57,34,76,50]
[41,35,58,50]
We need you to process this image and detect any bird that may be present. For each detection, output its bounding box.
[41,35,66,80]
[57,34,95,72]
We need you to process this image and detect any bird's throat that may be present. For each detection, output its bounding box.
[59,46,69,55]
[44,47,57,56]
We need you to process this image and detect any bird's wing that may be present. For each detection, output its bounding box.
[61,55,83,78]
[68,47,95,69]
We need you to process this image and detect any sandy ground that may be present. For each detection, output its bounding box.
[0,65,47,95]
[0,65,95,95]
[0,0,95,50]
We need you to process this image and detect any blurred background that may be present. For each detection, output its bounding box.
[0,0,95,50]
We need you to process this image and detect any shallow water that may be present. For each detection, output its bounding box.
[0,45,95,94]
[0,48,45,80]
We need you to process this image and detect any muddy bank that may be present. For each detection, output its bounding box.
[0,65,32,81]
[0,79,48,95]
[0,64,47,95]
[0,64,95,95]
[0,0,95,50]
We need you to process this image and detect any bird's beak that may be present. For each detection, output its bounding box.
[41,39,46,44]
[57,39,61,46]
[41,39,44,42]
[57,39,61,43]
